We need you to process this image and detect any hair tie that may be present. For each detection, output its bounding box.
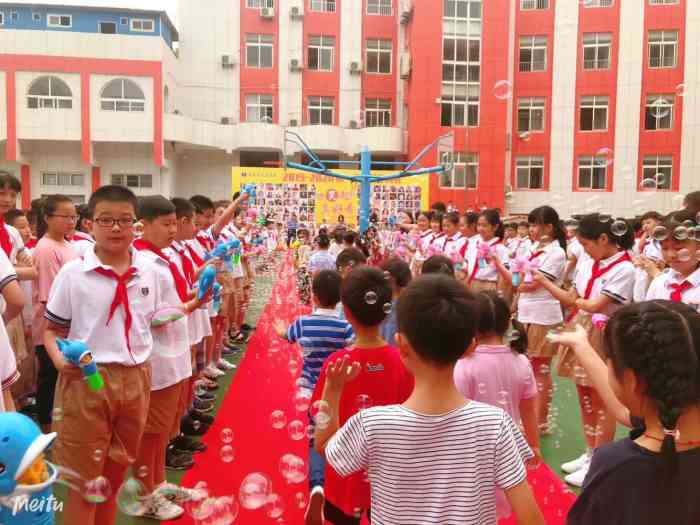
[663,428,681,441]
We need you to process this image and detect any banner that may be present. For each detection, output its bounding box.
[232,167,430,227]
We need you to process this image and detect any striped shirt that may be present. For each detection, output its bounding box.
[287,308,354,391]
[326,402,532,525]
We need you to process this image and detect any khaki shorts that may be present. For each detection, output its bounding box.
[145,379,188,439]
[557,313,603,386]
[52,362,151,479]
[525,323,561,359]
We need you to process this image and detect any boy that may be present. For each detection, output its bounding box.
[316,275,544,525]
[633,211,664,302]
[273,270,354,525]
[311,266,413,524]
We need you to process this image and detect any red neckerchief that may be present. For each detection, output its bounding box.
[529,250,545,261]
[468,238,502,284]
[133,239,189,302]
[72,232,94,243]
[186,243,205,267]
[196,232,213,251]
[171,242,196,287]
[93,266,137,363]
[669,281,693,302]
[566,252,632,322]
[25,238,38,250]
[0,221,12,257]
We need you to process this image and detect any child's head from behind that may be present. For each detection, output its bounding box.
[421,255,455,277]
[396,274,479,369]
[312,270,342,309]
[380,257,412,296]
[341,266,392,329]
[88,185,138,255]
[473,291,527,354]
[138,195,177,249]
[336,248,367,278]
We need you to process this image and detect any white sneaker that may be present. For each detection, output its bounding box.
[155,482,207,504]
[305,485,325,525]
[564,459,591,487]
[561,450,591,474]
[205,365,225,378]
[140,492,185,520]
[217,358,237,371]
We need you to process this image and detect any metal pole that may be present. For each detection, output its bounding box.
[359,146,372,234]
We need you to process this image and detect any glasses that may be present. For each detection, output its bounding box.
[94,217,136,229]
[50,214,78,222]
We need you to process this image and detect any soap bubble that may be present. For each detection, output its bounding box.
[673,226,689,241]
[611,220,628,237]
[288,357,302,377]
[211,496,239,523]
[294,390,312,413]
[655,172,667,187]
[279,453,307,484]
[493,80,513,100]
[519,131,531,142]
[382,302,392,314]
[564,218,579,230]
[364,291,378,305]
[287,419,306,441]
[641,178,657,190]
[649,97,671,119]
[270,410,287,430]
[116,478,147,516]
[265,493,286,518]
[83,476,112,504]
[220,445,235,463]
[92,449,104,463]
[184,496,216,520]
[52,407,63,422]
[294,491,307,509]
[356,394,373,410]
[652,225,669,241]
[594,147,614,167]
[239,473,272,510]
[220,427,234,444]
[676,83,686,97]
[477,382,487,395]
[136,465,148,479]
[310,400,331,429]
[598,213,612,223]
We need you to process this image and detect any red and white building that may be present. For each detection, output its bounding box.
[0,0,696,216]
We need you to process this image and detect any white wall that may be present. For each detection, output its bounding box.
[680,0,700,205]
[279,1,304,126]
[174,149,236,199]
[21,141,88,201]
[90,75,153,143]
[339,0,363,128]
[0,71,6,142]
[94,142,165,195]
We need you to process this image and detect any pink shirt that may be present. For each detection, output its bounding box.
[32,237,78,346]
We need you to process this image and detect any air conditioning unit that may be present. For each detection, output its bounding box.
[221,54,236,68]
[290,58,304,72]
[260,7,275,19]
[349,120,359,129]
[290,5,304,19]
[349,61,363,75]
[221,116,233,125]
[289,119,299,127]
[399,52,412,79]
[173,109,181,115]
[400,0,413,24]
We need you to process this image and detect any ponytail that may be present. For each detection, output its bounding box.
[528,205,567,251]
[479,208,505,240]
[473,291,527,353]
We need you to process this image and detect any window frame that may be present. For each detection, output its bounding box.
[100,78,146,113]
[47,14,72,28]
[41,171,85,188]
[365,39,392,74]
[367,0,393,16]
[10,11,18,22]
[519,35,547,72]
[520,0,549,10]
[246,0,275,8]
[517,97,545,133]
[308,35,335,72]
[27,76,73,110]
[245,94,274,123]
[99,21,118,34]
[649,0,679,5]
[130,18,155,33]
[310,0,337,12]
[365,98,392,127]
[245,34,274,69]
[582,0,614,6]
[110,173,153,190]
[644,95,674,131]
[515,156,545,190]
[0,13,5,26]
[440,152,479,189]
[308,96,335,125]
[641,155,673,190]
[582,32,612,71]
[648,30,678,69]
[577,156,608,191]
[580,95,609,132]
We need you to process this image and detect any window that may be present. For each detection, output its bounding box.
[246,94,274,122]
[120,17,128,25]
[649,30,678,68]
[583,33,612,70]
[642,155,672,189]
[583,0,613,6]
[366,39,392,74]
[645,95,674,130]
[521,0,548,9]
[516,156,544,189]
[99,22,117,34]
[440,153,478,188]
[101,78,145,112]
[32,12,41,22]
[519,36,547,72]
[578,156,608,190]
[310,0,336,12]
[10,11,18,22]
[308,36,335,71]
[111,174,153,189]
[246,34,274,68]
[365,99,391,127]
[441,0,482,127]
[0,13,4,25]
[131,19,154,32]
[308,96,334,125]
[48,14,72,27]
[41,172,84,187]
[650,0,679,4]
[367,0,392,15]
[247,0,275,7]
[517,97,545,133]
[580,96,608,131]
[27,76,73,109]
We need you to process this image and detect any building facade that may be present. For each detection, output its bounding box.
[0,0,695,216]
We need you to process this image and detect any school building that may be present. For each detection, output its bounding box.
[0,0,696,216]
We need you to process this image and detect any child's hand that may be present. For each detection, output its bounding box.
[273,320,287,339]
[325,356,361,392]
[547,324,588,348]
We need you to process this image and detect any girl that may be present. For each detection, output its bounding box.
[32,195,79,432]
[428,212,445,253]
[556,301,700,525]
[439,211,466,259]
[409,211,433,276]
[328,228,344,260]
[379,257,412,346]
[453,291,539,519]
[534,213,635,487]
[296,228,312,304]
[463,208,509,294]
[308,233,336,275]
[493,206,568,433]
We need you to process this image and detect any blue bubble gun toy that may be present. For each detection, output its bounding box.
[242,184,257,204]
[229,239,242,265]
[204,241,230,262]
[212,283,222,314]
[56,339,104,392]
[197,266,216,300]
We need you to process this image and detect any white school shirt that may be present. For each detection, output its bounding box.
[45,247,167,367]
[176,239,212,339]
[511,237,532,259]
[187,236,217,319]
[465,236,509,282]
[0,250,19,398]
[517,242,567,325]
[567,237,590,282]
[137,246,192,390]
[429,232,447,252]
[632,239,664,302]
[645,266,700,310]
[573,251,635,318]
[4,223,25,264]
[217,224,245,278]
[441,232,467,258]
[167,241,205,347]
[413,230,434,262]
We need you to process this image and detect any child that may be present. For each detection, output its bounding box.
[428,211,446,251]
[317,274,543,525]
[534,213,635,487]
[335,248,367,279]
[421,254,455,277]
[555,301,700,525]
[464,208,509,293]
[0,246,24,412]
[633,211,664,302]
[308,233,336,275]
[312,266,414,524]
[379,257,412,346]
[439,211,466,258]
[453,291,539,518]
[328,229,344,260]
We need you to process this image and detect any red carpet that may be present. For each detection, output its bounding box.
[172,255,576,524]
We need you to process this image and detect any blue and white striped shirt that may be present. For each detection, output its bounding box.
[287,308,355,392]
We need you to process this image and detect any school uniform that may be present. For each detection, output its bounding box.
[440,233,467,261]
[465,236,509,292]
[632,238,663,303]
[70,232,95,258]
[567,237,591,283]
[45,247,166,480]
[410,230,434,275]
[0,250,20,406]
[645,266,700,309]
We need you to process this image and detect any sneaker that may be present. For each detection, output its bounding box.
[561,450,592,474]
[192,398,214,413]
[217,358,237,371]
[165,447,194,471]
[195,390,216,402]
[140,492,185,520]
[221,345,240,356]
[156,482,207,504]
[181,415,209,436]
[205,365,225,378]
[189,409,215,425]
[171,435,208,454]
[241,323,255,332]
[564,459,591,487]
[305,485,325,525]
[232,331,248,343]
[196,378,219,391]
[226,337,243,348]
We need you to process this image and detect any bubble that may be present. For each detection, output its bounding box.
[270,410,287,430]
[594,147,614,167]
[505,191,515,203]
[598,213,612,223]
[676,83,686,97]
[220,445,235,463]
[288,357,302,377]
[220,427,234,444]
[493,80,513,100]
[310,400,331,429]
[673,226,689,241]
[565,218,579,230]
[52,407,63,422]
[641,178,657,190]
[611,220,628,237]
[652,225,669,241]
[519,131,531,142]
[211,496,240,523]
[239,473,272,510]
[356,394,373,410]
[265,493,286,519]
[364,291,378,305]
[185,497,216,520]
[279,453,308,484]
[116,478,147,516]
[136,465,148,479]
[654,172,667,187]
[287,419,306,440]
[382,302,392,314]
[539,364,551,375]
[294,390,312,413]
[649,97,671,119]
[294,491,307,509]
[92,449,104,463]
[83,476,112,504]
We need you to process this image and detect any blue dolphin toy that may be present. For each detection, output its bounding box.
[197,266,217,300]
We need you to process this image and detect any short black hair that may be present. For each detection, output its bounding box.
[138,195,176,221]
[463,212,478,226]
[336,248,367,271]
[190,195,215,212]
[4,209,25,226]
[316,233,330,249]
[422,255,455,277]
[312,270,342,308]
[578,213,635,250]
[343,231,358,245]
[341,266,392,327]
[0,171,21,193]
[397,274,479,366]
[171,197,195,219]
[88,185,138,217]
[685,190,700,214]
[380,257,412,288]
[444,211,460,226]
[641,211,663,222]
[431,201,447,214]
